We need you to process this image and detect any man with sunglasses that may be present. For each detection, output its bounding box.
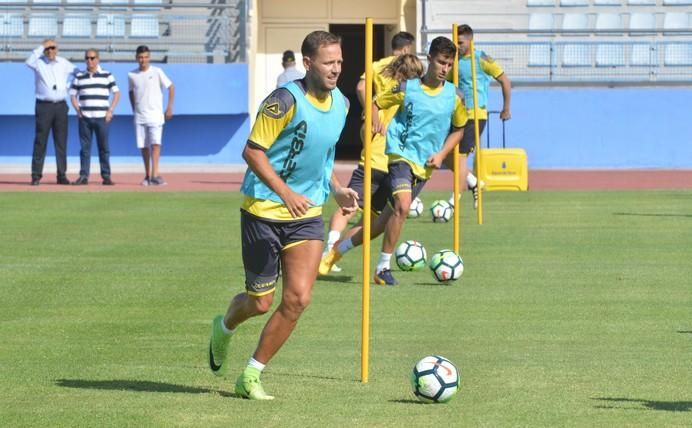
[26,39,78,186]
[70,49,120,186]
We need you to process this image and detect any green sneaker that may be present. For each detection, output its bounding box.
[208,315,231,377]
[235,368,275,400]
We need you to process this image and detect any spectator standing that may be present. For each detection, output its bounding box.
[276,50,305,88]
[128,45,175,186]
[70,49,120,186]
[26,38,78,186]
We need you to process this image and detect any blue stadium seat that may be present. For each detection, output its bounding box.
[594,0,622,4]
[527,0,555,6]
[630,44,655,66]
[28,15,58,37]
[560,0,588,6]
[595,13,622,32]
[596,44,625,66]
[627,0,655,5]
[529,44,552,66]
[62,14,91,38]
[97,14,125,38]
[130,14,159,38]
[664,44,692,65]
[562,44,591,66]
[663,12,691,35]
[629,12,656,35]
[529,13,554,35]
[0,13,24,37]
[663,0,692,5]
[562,13,589,35]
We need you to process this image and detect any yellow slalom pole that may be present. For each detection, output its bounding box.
[469,39,483,225]
[361,17,373,384]
[452,25,461,254]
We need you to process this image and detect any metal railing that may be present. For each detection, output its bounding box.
[0,1,248,63]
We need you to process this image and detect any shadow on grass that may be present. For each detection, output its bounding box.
[267,369,353,383]
[593,397,692,412]
[389,398,426,405]
[316,275,353,283]
[56,379,235,398]
[613,212,692,218]
[677,330,692,334]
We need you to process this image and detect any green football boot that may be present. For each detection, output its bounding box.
[208,315,231,376]
[235,367,275,400]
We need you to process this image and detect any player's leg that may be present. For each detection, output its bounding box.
[209,211,280,380]
[136,124,151,185]
[149,125,166,185]
[236,217,323,400]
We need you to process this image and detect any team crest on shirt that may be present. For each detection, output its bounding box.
[263,101,282,118]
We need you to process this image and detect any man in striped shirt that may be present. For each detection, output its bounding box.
[69,48,120,185]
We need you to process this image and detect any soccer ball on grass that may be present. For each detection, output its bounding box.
[429,250,464,282]
[411,355,460,403]
[408,197,424,218]
[430,200,452,223]
[394,240,427,271]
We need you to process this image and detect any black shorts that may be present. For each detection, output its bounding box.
[459,119,487,155]
[240,210,324,296]
[386,161,427,205]
[348,165,389,214]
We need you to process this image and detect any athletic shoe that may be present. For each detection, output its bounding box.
[374,269,399,286]
[150,176,167,186]
[235,368,275,400]
[321,251,343,273]
[318,246,343,276]
[208,315,230,377]
[470,185,479,209]
[73,176,88,185]
[141,176,150,186]
[102,177,114,186]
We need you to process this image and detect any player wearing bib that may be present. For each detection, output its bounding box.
[446,24,512,208]
[320,37,468,286]
[321,32,415,273]
[207,31,358,400]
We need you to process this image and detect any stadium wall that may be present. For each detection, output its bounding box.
[0,63,250,165]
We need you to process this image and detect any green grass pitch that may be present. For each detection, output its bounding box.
[1,190,691,427]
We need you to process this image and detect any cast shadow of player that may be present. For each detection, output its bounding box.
[55,378,235,398]
[613,212,692,218]
[592,397,692,412]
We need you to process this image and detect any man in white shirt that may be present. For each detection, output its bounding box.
[26,38,78,185]
[70,48,120,185]
[276,50,305,88]
[128,45,175,186]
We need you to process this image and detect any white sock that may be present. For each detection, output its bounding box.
[467,173,478,189]
[247,357,266,372]
[220,318,235,335]
[376,252,392,273]
[336,238,354,254]
[327,230,341,249]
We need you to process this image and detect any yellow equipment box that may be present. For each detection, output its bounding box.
[478,148,528,191]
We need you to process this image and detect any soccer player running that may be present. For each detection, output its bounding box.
[320,36,468,286]
[446,24,512,209]
[321,31,415,273]
[207,31,358,400]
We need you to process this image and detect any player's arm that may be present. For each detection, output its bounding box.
[481,54,511,120]
[329,173,358,215]
[372,81,406,135]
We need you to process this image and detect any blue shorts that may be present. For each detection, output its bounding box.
[460,119,486,154]
[386,161,427,205]
[347,165,389,214]
[240,209,324,296]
